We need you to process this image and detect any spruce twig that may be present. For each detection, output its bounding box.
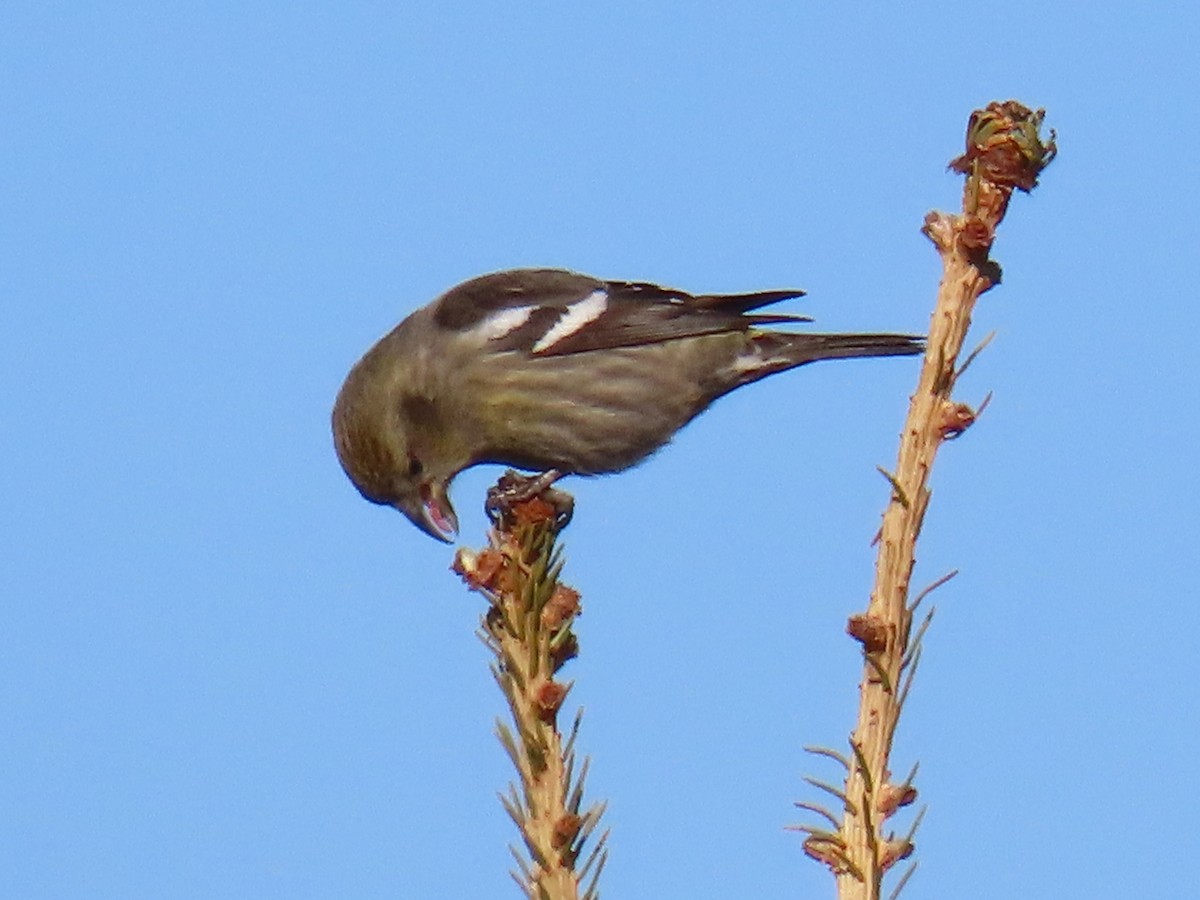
[454,471,606,900]
[795,101,1055,899]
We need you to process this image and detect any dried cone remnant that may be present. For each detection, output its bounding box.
[942,101,1058,269]
[795,102,1055,900]
[453,471,607,900]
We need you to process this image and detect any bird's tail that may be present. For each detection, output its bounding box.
[736,331,924,384]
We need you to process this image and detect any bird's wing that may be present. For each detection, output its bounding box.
[434,268,810,358]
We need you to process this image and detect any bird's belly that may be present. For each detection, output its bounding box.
[473,346,710,475]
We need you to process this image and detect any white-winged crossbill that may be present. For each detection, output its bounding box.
[333,268,921,541]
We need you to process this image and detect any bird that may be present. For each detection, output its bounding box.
[332,268,923,541]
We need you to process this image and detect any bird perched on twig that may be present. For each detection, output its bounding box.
[332,268,922,541]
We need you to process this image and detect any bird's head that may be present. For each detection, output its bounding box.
[332,375,463,543]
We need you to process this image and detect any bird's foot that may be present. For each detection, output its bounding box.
[485,469,573,531]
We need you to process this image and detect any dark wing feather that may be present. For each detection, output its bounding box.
[530,279,809,357]
[432,269,604,331]
[431,268,810,357]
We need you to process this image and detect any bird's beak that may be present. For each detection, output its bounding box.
[410,479,458,543]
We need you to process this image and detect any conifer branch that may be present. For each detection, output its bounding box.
[795,101,1056,899]
[455,472,606,900]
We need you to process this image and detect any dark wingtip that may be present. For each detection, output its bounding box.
[697,288,807,313]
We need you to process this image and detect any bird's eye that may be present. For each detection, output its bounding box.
[407,456,424,478]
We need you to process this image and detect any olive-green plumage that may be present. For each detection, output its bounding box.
[333,268,922,541]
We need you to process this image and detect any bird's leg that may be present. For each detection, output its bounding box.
[485,469,573,531]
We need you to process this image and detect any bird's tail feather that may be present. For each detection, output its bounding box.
[738,331,924,384]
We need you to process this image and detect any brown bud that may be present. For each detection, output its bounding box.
[958,214,994,253]
[847,613,889,654]
[936,400,977,439]
[949,101,1056,193]
[452,547,507,592]
[533,679,570,723]
[552,813,583,850]
[542,585,581,629]
[878,837,914,870]
[876,782,918,818]
[512,496,558,527]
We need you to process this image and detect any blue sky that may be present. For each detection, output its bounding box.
[3,2,1197,898]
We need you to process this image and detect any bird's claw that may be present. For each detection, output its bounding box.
[485,469,573,531]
